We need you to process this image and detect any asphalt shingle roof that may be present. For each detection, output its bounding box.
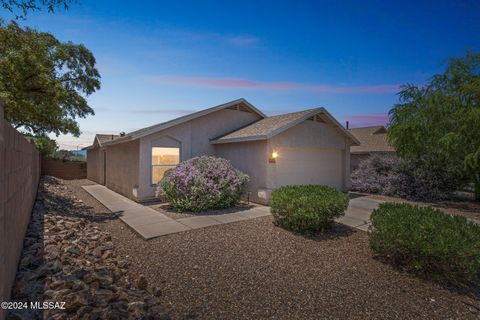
[213,109,316,142]
[349,126,395,153]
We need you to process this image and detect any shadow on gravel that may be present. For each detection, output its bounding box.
[373,255,480,303]
[45,191,121,223]
[296,223,356,241]
[150,201,258,219]
[8,190,46,320]
[9,177,170,319]
[7,179,120,319]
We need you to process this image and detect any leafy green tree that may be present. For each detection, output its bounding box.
[389,52,480,200]
[25,134,58,157]
[0,21,100,137]
[1,0,72,19]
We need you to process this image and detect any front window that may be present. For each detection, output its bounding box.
[151,147,180,184]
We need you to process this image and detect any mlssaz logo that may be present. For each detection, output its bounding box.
[30,301,66,310]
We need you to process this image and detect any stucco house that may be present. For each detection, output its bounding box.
[348,125,395,171]
[85,99,359,204]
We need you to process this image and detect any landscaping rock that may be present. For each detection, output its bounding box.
[136,275,148,290]
[8,176,169,320]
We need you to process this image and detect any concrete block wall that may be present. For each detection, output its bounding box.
[42,157,86,180]
[0,102,40,320]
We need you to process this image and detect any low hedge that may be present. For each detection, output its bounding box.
[270,185,349,233]
[369,203,480,286]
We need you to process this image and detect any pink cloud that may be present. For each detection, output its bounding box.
[344,113,390,127]
[147,75,400,94]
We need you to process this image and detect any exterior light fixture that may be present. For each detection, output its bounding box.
[269,151,278,163]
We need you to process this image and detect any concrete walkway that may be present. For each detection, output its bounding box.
[82,185,271,240]
[336,194,385,231]
[83,185,382,239]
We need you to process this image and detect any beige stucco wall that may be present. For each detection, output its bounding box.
[266,120,352,192]
[214,140,268,204]
[136,108,262,200]
[105,140,139,200]
[216,119,353,204]
[98,108,353,203]
[86,146,104,184]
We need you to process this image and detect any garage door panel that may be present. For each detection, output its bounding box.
[276,147,343,189]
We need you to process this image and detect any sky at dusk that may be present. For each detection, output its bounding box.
[2,0,480,149]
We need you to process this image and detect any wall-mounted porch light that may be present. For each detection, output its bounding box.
[269,151,278,163]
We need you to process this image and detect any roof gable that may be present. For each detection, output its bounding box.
[211,108,360,145]
[102,98,265,146]
[349,126,395,153]
[83,134,120,150]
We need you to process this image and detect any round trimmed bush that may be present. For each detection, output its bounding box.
[270,185,349,233]
[158,156,249,212]
[369,203,480,286]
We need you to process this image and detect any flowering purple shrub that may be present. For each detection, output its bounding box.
[351,154,451,201]
[351,154,399,194]
[157,156,249,212]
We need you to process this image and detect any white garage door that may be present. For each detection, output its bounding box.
[275,147,344,189]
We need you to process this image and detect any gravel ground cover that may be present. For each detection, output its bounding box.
[361,193,480,221]
[65,179,480,320]
[148,202,259,220]
[9,177,169,320]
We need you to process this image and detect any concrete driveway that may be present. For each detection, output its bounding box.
[336,194,385,231]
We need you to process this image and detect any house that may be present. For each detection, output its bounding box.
[85,99,359,204]
[348,125,395,171]
[85,134,119,184]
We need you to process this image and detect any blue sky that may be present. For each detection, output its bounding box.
[2,0,480,149]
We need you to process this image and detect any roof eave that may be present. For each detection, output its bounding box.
[210,135,267,144]
[317,108,361,145]
[102,135,132,146]
[262,107,360,145]
[264,108,324,140]
[116,98,266,143]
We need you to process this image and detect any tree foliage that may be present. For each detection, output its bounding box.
[388,52,480,199]
[1,0,72,19]
[25,133,58,157]
[0,21,100,137]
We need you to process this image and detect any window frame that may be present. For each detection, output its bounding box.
[150,146,181,185]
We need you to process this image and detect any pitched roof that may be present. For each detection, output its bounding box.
[211,108,359,145]
[102,98,266,147]
[96,134,120,145]
[349,126,395,153]
[83,134,119,150]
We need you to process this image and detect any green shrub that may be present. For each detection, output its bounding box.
[270,185,349,233]
[369,203,480,286]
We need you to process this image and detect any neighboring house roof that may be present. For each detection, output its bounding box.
[349,126,395,154]
[102,98,266,147]
[83,134,119,150]
[96,134,120,145]
[211,108,360,145]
